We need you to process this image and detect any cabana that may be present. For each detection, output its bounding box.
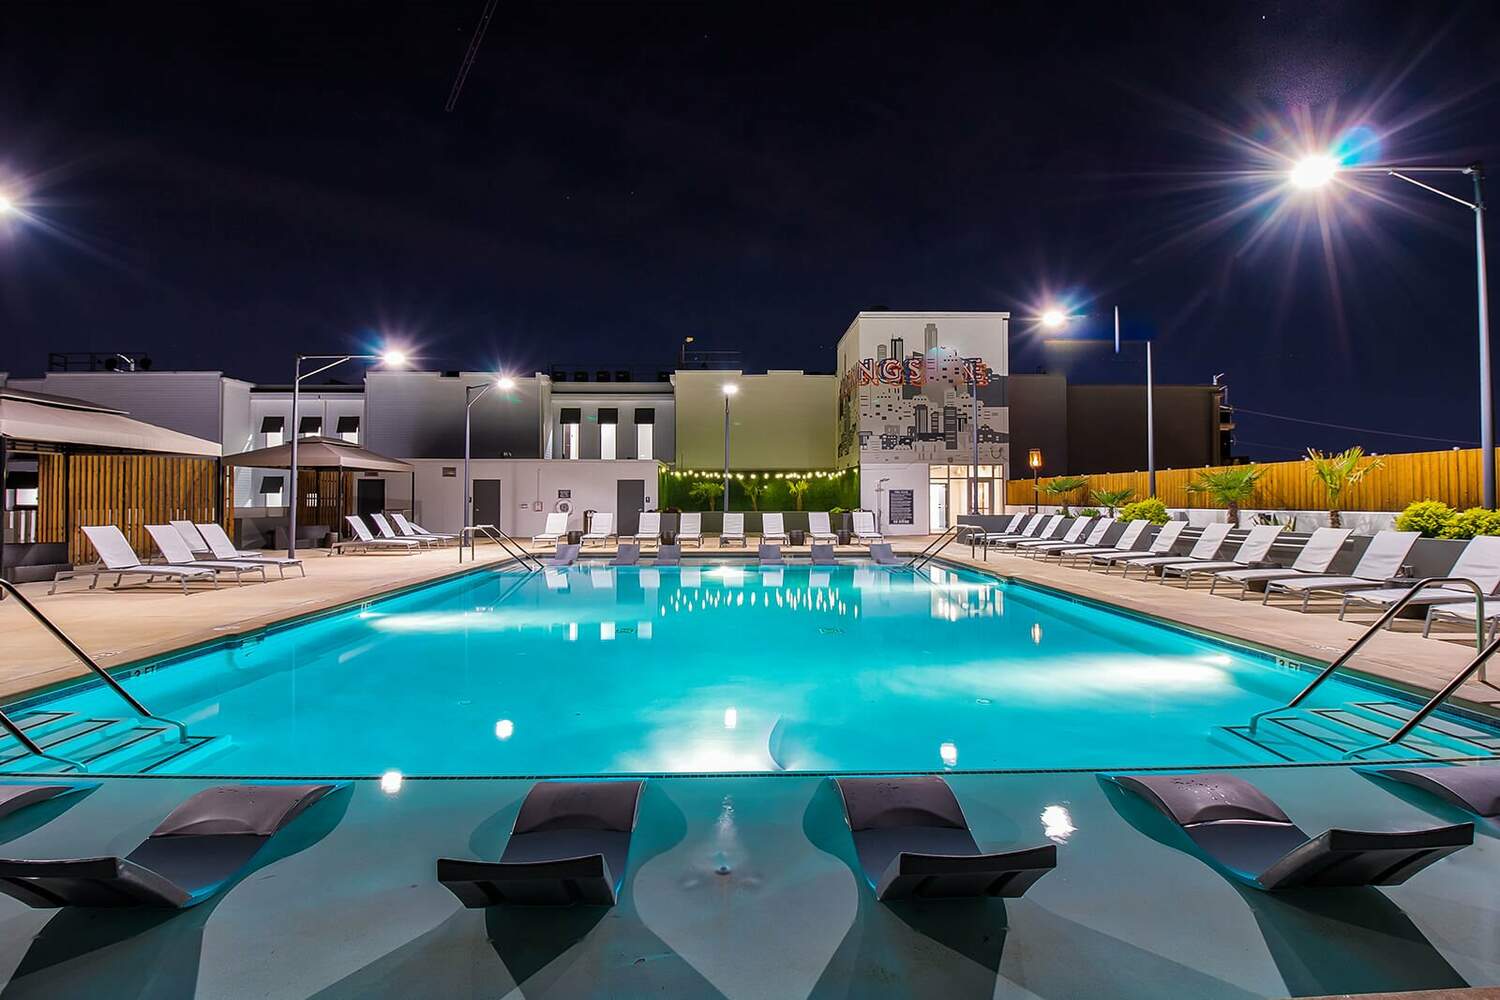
[221,437,413,549]
[0,386,222,583]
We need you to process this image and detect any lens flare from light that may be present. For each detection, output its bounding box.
[1040,309,1067,329]
[1289,154,1337,190]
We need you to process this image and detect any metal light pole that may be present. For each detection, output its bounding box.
[464,375,515,528]
[971,367,981,515]
[1145,340,1157,497]
[722,383,737,514]
[288,349,406,558]
[1291,159,1492,506]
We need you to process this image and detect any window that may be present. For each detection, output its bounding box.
[560,408,581,460]
[637,424,654,460]
[259,415,285,447]
[599,408,618,460]
[336,415,360,443]
[259,474,286,506]
[298,416,322,437]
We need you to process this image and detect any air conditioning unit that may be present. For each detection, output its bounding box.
[555,498,573,514]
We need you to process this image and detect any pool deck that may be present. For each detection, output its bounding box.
[3,535,1497,718]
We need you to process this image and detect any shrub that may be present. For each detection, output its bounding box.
[829,506,848,515]
[1076,507,1101,517]
[1119,498,1170,525]
[1439,506,1500,540]
[1394,500,1456,538]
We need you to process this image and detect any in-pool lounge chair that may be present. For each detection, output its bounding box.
[1157,525,1284,587]
[869,543,902,566]
[546,544,580,567]
[1110,771,1471,891]
[833,777,1057,901]
[1376,764,1500,818]
[51,525,220,594]
[146,524,269,586]
[1089,519,1188,573]
[852,510,884,545]
[995,516,1064,550]
[633,512,662,548]
[197,522,305,579]
[761,512,789,545]
[1029,518,1114,560]
[810,543,837,566]
[1120,523,1233,581]
[533,512,569,546]
[582,513,615,547]
[0,783,342,908]
[1338,535,1500,622]
[1059,519,1149,566]
[1208,527,1353,599]
[677,513,703,547]
[0,783,96,822]
[373,513,438,548]
[721,512,747,547]
[392,513,459,546]
[1013,516,1094,556]
[655,544,681,566]
[438,779,644,907]
[808,512,839,545]
[341,516,420,553]
[759,543,785,566]
[611,544,641,567]
[1264,530,1420,611]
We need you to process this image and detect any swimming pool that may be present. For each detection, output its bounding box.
[10,561,1499,776]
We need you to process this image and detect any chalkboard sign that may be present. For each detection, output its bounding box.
[888,489,914,525]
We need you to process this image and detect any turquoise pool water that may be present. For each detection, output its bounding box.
[13,561,1495,776]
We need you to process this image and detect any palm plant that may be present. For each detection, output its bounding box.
[1186,465,1264,525]
[688,480,724,511]
[740,478,767,511]
[786,478,810,511]
[1306,447,1384,528]
[1041,476,1089,515]
[1090,487,1135,516]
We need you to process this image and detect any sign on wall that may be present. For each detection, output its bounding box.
[888,489,914,525]
[557,489,571,498]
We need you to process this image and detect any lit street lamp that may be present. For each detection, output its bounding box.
[464,374,515,528]
[288,348,406,558]
[1028,447,1044,512]
[722,383,738,513]
[1289,155,1492,506]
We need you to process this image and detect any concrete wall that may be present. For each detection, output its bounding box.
[1067,384,1221,474]
[546,385,675,461]
[408,458,661,535]
[10,371,249,443]
[673,370,837,470]
[1006,373,1069,477]
[364,371,545,461]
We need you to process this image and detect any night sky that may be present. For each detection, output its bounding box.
[2,1,1498,460]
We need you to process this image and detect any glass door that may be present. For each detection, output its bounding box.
[929,482,948,531]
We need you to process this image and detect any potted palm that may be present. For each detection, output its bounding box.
[1306,447,1384,528]
[1186,466,1263,526]
[1090,487,1135,516]
[1041,476,1089,515]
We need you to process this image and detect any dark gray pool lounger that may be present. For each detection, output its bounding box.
[868,543,902,566]
[611,544,640,566]
[1111,772,1471,890]
[1376,764,1500,817]
[545,544,580,567]
[655,544,681,566]
[833,776,1056,901]
[0,783,342,908]
[758,543,784,566]
[810,543,836,566]
[0,783,96,821]
[439,779,645,907]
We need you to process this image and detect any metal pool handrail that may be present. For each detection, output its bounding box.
[460,523,544,571]
[1346,628,1500,758]
[906,526,960,570]
[1248,577,1487,735]
[0,578,187,749]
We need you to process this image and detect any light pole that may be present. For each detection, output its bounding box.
[288,348,406,558]
[722,383,738,514]
[1289,157,1492,506]
[1028,448,1044,513]
[464,374,515,528]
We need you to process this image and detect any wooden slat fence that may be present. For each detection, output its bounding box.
[1008,447,1500,513]
[36,454,219,564]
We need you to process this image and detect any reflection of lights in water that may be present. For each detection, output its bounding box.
[380,770,404,794]
[495,719,514,740]
[567,622,578,642]
[638,621,653,639]
[940,742,958,767]
[601,621,615,641]
[1031,623,1043,645]
[724,707,738,729]
[1202,653,1233,666]
[1041,804,1076,842]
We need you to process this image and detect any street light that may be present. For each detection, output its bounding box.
[1028,448,1044,513]
[464,373,516,529]
[0,193,15,216]
[287,347,407,558]
[1287,154,1492,506]
[1040,309,1067,330]
[722,383,738,513]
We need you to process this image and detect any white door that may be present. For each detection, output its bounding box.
[929,483,948,532]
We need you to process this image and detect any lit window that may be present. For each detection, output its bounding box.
[601,424,617,460]
[564,423,580,460]
[637,423,653,460]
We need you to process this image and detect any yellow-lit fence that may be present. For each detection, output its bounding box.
[1007,447,1500,512]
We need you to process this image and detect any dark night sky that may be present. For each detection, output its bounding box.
[2,1,1499,460]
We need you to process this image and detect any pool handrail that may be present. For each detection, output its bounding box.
[1346,628,1500,758]
[1248,577,1488,736]
[460,523,544,571]
[907,525,961,570]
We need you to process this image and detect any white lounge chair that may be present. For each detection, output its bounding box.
[1028,518,1114,560]
[1013,517,1094,556]
[392,513,458,545]
[533,512,569,545]
[1264,530,1420,610]
[852,510,883,545]
[50,525,221,594]
[1424,599,1500,642]
[1121,523,1233,580]
[340,515,420,553]
[1089,519,1189,572]
[677,512,703,547]
[169,520,217,557]
[994,515,1064,549]
[761,512,789,545]
[1208,527,1353,599]
[978,513,1034,544]
[146,524,269,586]
[197,522,305,578]
[1339,535,1500,623]
[720,512,746,547]
[1059,520,1149,566]
[634,512,662,547]
[1157,525,1284,587]
[808,512,838,545]
[372,513,438,548]
[582,512,615,547]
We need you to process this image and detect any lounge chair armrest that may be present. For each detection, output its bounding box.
[1255,824,1473,890]
[437,853,617,907]
[0,856,192,908]
[874,844,1057,901]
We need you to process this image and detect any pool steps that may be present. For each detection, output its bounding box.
[0,710,227,774]
[1215,702,1500,765]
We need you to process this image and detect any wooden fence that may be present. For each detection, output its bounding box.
[37,454,220,564]
[1007,447,1500,513]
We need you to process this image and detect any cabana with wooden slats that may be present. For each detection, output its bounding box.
[221,436,412,548]
[0,386,222,582]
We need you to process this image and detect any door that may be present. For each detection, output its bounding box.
[616,479,645,536]
[929,482,948,532]
[473,479,503,529]
[356,478,385,519]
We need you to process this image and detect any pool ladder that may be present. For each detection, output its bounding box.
[1243,578,1498,759]
[906,526,961,570]
[460,523,544,571]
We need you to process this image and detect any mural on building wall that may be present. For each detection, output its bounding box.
[838,322,1009,467]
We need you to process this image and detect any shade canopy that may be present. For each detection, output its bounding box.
[223,435,411,472]
[0,387,222,456]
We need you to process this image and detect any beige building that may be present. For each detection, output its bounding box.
[672,369,837,471]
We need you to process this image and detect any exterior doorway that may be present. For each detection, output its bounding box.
[929,482,948,532]
[616,479,645,536]
[356,478,385,519]
[472,479,502,529]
